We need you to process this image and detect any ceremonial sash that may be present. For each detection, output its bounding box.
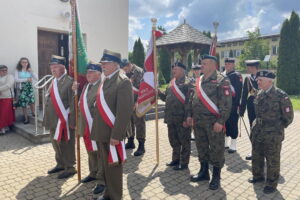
[79,84,97,152]
[96,80,127,164]
[50,78,70,141]
[170,78,185,104]
[230,85,236,97]
[132,85,139,95]
[196,76,220,117]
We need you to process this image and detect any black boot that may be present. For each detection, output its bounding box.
[125,137,135,149]
[190,162,210,182]
[134,140,145,156]
[209,166,221,190]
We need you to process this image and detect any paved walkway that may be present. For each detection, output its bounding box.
[1,112,300,200]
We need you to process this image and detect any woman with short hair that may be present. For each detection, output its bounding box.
[0,65,15,134]
[14,57,38,124]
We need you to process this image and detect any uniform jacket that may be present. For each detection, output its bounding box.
[77,80,101,137]
[159,76,193,124]
[90,70,134,143]
[226,70,243,108]
[190,70,232,125]
[240,74,258,116]
[43,74,75,131]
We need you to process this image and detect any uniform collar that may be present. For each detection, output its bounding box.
[226,70,235,76]
[104,69,119,80]
[203,70,217,82]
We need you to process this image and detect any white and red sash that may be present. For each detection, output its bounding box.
[170,78,185,104]
[50,78,70,141]
[196,76,220,117]
[230,85,236,97]
[130,80,139,95]
[96,80,127,164]
[79,84,97,152]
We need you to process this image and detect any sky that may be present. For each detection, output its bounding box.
[128,0,300,51]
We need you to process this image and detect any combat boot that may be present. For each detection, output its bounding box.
[190,162,210,182]
[134,140,145,156]
[125,137,135,149]
[209,166,221,190]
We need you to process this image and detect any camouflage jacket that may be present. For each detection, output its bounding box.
[253,86,294,132]
[159,76,193,124]
[190,70,232,125]
[126,64,144,102]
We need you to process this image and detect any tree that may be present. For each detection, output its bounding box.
[157,26,171,83]
[277,11,300,94]
[238,28,269,69]
[132,38,145,68]
[229,49,234,57]
[128,51,133,63]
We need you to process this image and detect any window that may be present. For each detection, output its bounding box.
[233,50,237,57]
[272,45,277,55]
[239,41,244,46]
[227,43,232,47]
[272,37,278,41]
[224,50,229,58]
[236,49,241,57]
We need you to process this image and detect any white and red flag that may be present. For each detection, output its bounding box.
[209,34,217,56]
[136,30,163,117]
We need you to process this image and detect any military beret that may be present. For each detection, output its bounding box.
[201,54,218,62]
[225,57,235,63]
[173,61,186,70]
[100,49,121,64]
[192,65,201,70]
[245,60,260,67]
[256,70,276,79]
[86,62,102,72]
[49,55,66,66]
[120,59,130,68]
[0,65,8,70]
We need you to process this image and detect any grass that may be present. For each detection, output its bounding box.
[290,95,300,110]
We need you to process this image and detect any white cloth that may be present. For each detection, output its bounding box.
[0,74,15,99]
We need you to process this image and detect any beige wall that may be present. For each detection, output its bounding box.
[217,35,280,67]
[0,0,128,76]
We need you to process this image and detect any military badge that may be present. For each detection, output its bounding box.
[285,107,290,113]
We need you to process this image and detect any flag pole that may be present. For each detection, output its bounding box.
[151,18,159,164]
[70,0,81,183]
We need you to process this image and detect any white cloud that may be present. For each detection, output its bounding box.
[271,23,281,31]
[165,13,174,18]
[164,20,179,31]
[129,16,144,38]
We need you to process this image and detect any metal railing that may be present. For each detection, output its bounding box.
[33,75,54,134]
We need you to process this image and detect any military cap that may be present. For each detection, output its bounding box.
[201,54,218,62]
[120,59,130,68]
[173,61,186,70]
[192,65,201,70]
[225,57,235,63]
[49,55,66,66]
[86,62,102,72]
[245,60,260,67]
[0,65,8,70]
[100,49,121,64]
[256,70,276,79]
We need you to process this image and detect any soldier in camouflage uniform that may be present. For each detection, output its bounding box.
[189,55,232,190]
[158,62,192,170]
[120,59,146,156]
[248,70,294,194]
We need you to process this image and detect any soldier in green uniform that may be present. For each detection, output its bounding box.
[248,70,294,194]
[158,61,192,170]
[189,55,232,190]
[44,55,76,179]
[91,50,133,200]
[72,62,106,195]
[120,59,146,156]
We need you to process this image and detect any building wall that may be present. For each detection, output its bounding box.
[0,0,128,76]
[217,34,280,67]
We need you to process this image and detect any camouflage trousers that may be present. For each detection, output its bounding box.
[127,112,146,142]
[167,122,191,165]
[251,126,283,188]
[87,151,104,185]
[194,122,225,168]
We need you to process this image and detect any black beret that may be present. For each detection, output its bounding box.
[173,61,186,70]
[256,70,276,79]
[201,54,218,62]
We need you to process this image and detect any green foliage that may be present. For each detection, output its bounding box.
[203,31,212,38]
[158,68,166,85]
[238,28,269,69]
[291,95,300,110]
[158,48,171,83]
[132,38,145,68]
[128,52,133,63]
[277,11,300,94]
[188,53,193,71]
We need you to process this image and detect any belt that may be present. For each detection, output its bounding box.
[256,118,280,125]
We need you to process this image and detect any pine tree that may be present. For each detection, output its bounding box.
[158,48,171,83]
[132,38,145,68]
[277,11,300,94]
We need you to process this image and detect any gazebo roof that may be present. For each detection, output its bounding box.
[156,21,212,48]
